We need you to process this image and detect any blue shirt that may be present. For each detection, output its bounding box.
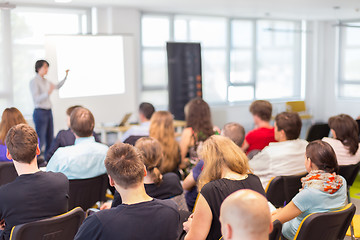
[120,121,150,142]
[46,136,108,180]
[282,176,347,239]
[0,144,10,162]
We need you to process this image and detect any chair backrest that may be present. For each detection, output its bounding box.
[0,162,18,186]
[10,207,85,240]
[286,101,307,113]
[294,203,356,240]
[247,149,261,160]
[69,174,108,211]
[306,123,330,142]
[339,162,360,188]
[269,220,282,240]
[356,119,360,138]
[123,135,147,146]
[266,173,307,208]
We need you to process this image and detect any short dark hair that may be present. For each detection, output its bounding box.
[249,100,272,122]
[70,107,95,137]
[105,143,145,189]
[306,140,339,174]
[66,105,83,116]
[35,60,49,73]
[6,124,38,164]
[222,122,245,147]
[139,102,155,120]
[275,112,302,140]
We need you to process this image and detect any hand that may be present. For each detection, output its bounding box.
[100,201,112,210]
[183,214,193,233]
[48,83,55,95]
[65,69,70,76]
[0,219,5,230]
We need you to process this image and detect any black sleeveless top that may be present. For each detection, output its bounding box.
[200,174,265,240]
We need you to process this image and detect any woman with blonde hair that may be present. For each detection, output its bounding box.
[183,135,265,240]
[149,111,181,175]
[0,108,27,162]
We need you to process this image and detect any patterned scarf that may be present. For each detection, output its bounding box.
[301,170,343,194]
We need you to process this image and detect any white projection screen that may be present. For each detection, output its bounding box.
[48,35,125,98]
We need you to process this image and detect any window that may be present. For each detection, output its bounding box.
[339,21,360,98]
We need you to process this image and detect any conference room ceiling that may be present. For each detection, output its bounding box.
[9,0,360,20]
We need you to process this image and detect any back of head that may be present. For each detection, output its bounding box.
[139,102,155,120]
[6,124,38,164]
[249,100,272,122]
[66,105,83,116]
[0,107,27,144]
[70,107,95,138]
[198,135,251,189]
[222,122,245,147]
[149,111,179,173]
[185,97,213,141]
[135,137,163,185]
[105,143,145,189]
[275,112,302,140]
[328,114,359,155]
[220,189,271,240]
[306,140,339,174]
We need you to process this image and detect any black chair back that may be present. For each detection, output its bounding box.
[10,207,85,240]
[293,203,356,240]
[306,123,330,142]
[123,135,147,146]
[266,173,307,208]
[69,174,108,211]
[0,162,18,186]
[269,220,282,240]
[339,162,360,189]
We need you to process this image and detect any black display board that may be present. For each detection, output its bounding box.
[167,42,202,121]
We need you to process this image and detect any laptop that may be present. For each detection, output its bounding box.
[118,113,132,127]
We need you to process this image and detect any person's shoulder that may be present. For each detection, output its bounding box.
[40,171,69,183]
[152,199,179,214]
[163,172,180,182]
[91,141,109,150]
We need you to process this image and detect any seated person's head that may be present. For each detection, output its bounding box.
[135,137,163,185]
[105,143,145,190]
[0,107,27,145]
[328,114,359,155]
[220,189,272,240]
[274,112,302,142]
[139,102,155,122]
[198,135,251,189]
[6,124,40,165]
[221,122,245,147]
[66,105,82,128]
[305,140,339,174]
[70,107,95,138]
[249,100,272,125]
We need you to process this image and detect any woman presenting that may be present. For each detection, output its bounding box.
[30,60,69,156]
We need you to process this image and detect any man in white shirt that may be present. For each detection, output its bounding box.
[120,102,155,142]
[250,112,308,189]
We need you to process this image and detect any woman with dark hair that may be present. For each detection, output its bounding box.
[272,140,347,240]
[0,108,27,162]
[323,114,360,165]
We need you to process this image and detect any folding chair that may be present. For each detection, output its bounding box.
[0,162,18,186]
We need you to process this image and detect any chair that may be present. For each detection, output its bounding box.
[69,174,108,211]
[247,149,261,160]
[0,162,18,186]
[123,135,147,146]
[285,101,312,120]
[10,207,85,240]
[266,173,307,208]
[356,119,360,141]
[293,203,356,240]
[305,123,330,142]
[269,220,282,240]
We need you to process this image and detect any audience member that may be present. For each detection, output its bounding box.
[0,124,68,240]
[242,100,276,155]
[272,140,347,239]
[74,143,180,240]
[180,98,215,168]
[121,102,155,142]
[46,105,101,162]
[0,108,27,162]
[183,135,265,240]
[250,112,308,188]
[149,111,181,175]
[220,189,273,240]
[47,107,108,179]
[221,122,245,148]
[323,114,360,165]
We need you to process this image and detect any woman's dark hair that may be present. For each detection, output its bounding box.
[328,114,359,155]
[306,140,339,174]
[35,60,49,73]
[185,97,213,141]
